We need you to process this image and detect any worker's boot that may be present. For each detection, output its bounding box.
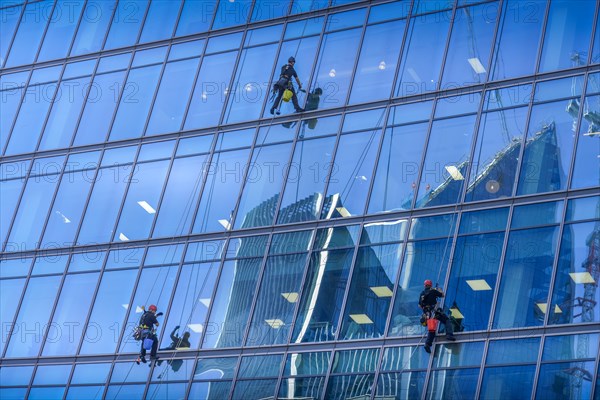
[424,344,431,353]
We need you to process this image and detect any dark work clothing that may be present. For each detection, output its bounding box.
[139,312,158,329]
[419,287,443,311]
[140,330,158,358]
[271,63,302,113]
[162,327,191,350]
[419,287,454,348]
[272,85,301,112]
[279,64,298,81]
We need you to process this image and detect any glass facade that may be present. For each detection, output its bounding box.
[1,0,599,399]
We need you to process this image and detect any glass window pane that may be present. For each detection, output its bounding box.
[146,383,187,399]
[28,387,65,399]
[39,76,91,150]
[445,232,504,332]
[536,361,596,400]
[6,82,57,155]
[6,173,59,251]
[246,253,308,346]
[159,261,219,350]
[493,226,560,329]
[0,278,25,352]
[250,0,289,22]
[232,379,277,400]
[234,142,293,229]
[5,1,51,68]
[283,351,330,375]
[212,0,251,30]
[277,136,336,224]
[368,122,428,214]
[0,179,24,247]
[68,251,106,272]
[550,221,600,325]
[292,248,355,343]
[484,84,533,111]
[33,364,71,385]
[0,86,23,153]
[279,376,326,399]
[115,160,170,241]
[511,200,563,229]
[118,265,178,353]
[290,0,327,14]
[238,354,283,378]
[442,3,497,88]
[153,155,209,238]
[169,39,204,61]
[80,269,137,354]
[465,107,528,202]
[176,134,213,156]
[426,368,480,399]
[188,381,232,399]
[269,230,313,255]
[4,276,61,357]
[32,254,68,275]
[224,43,278,124]
[332,348,380,373]
[184,51,237,130]
[571,94,600,190]
[321,130,382,219]
[361,219,408,245]
[0,258,31,278]
[105,384,146,399]
[194,357,237,380]
[350,20,405,104]
[146,58,200,136]
[42,272,99,356]
[0,5,22,67]
[543,333,599,360]
[77,164,132,245]
[480,365,536,400]
[105,247,144,270]
[433,341,485,367]
[517,100,578,195]
[486,337,540,365]
[202,258,262,348]
[396,11,451,96]
[369,1,410,23]
[74,70,128,146]
[37,1,85,62]
[192,148,250,233]
[566,196,600,222]
[71,0,116,56]
[491,0,546,80]
[65,386,104,400]
[313,225,360,250]
[376,371,426,400]
[539,0,595,72]
[459,208,509,234]
[324,374,375,400]
[389,238,450,337]
[71,362,111,384]
[0,365,34,385]
[416,115,477,208]
[40,167,94,248]
[381,345,428,371]
[340,244,402,340]
[139,0,181,42]
[103,0,149,50]
[175,0,216,36]
[109,65,163,141]
[111,361,149,383]
[312,28,362,109]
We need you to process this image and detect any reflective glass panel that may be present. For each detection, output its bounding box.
[511,200,563,229]
[0,5,22,67]
[71,0,116,56]
[0,278,25,353]
[368,122,427,213]
[202,258,262,348]
[458,207,509,235]
[396,11,451,97]
[442,3,497,88]
[480,365,535,400]
[340,244,402,340]
[486,337,540,364]
[376,371,426,400]
[0,365,34,385]
[37,1,85,62]
[566,196,600,222]
[536,361,596,400]
[425,368,479,399]
[246,253,307,346]
[139,0,182,42]
[324,374,374,400]
[361,219,408,245]
[416,115,477,208]
[103,0,149,50]
[71,362,111,384]
[465,107,528,202]
[212,0,251,29]
[0,179,24,248]
[571,94,600,189]
[493,226,560,329]
[176,0,216,36]
[5,1,51,68]
[292,248,355,343]
[543,333,599,360]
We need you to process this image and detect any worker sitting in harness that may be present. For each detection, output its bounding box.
[270,56,304,115]
[419,280,455,353]
[136,304,161,364]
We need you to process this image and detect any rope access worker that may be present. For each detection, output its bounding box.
[419,280,455,353]
[270,56,304,115]
[136,304,161,364]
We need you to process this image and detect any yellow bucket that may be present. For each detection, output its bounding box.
[282,89,293,102]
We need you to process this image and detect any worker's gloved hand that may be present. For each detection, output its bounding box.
[174,325,180,330]
[156,312,164,317]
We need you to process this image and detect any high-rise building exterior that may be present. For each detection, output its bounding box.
[0,0,599,398]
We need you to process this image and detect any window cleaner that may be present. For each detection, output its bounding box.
[270,56,305,115]
[135,304,163,365]
[419,280,456,353]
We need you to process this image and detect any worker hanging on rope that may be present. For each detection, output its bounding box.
[134,304,163,365]
[270,56,305,115]
[419,280,455,353]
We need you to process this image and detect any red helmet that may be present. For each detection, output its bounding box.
[424,280,433,287]
[148,304,157,312]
